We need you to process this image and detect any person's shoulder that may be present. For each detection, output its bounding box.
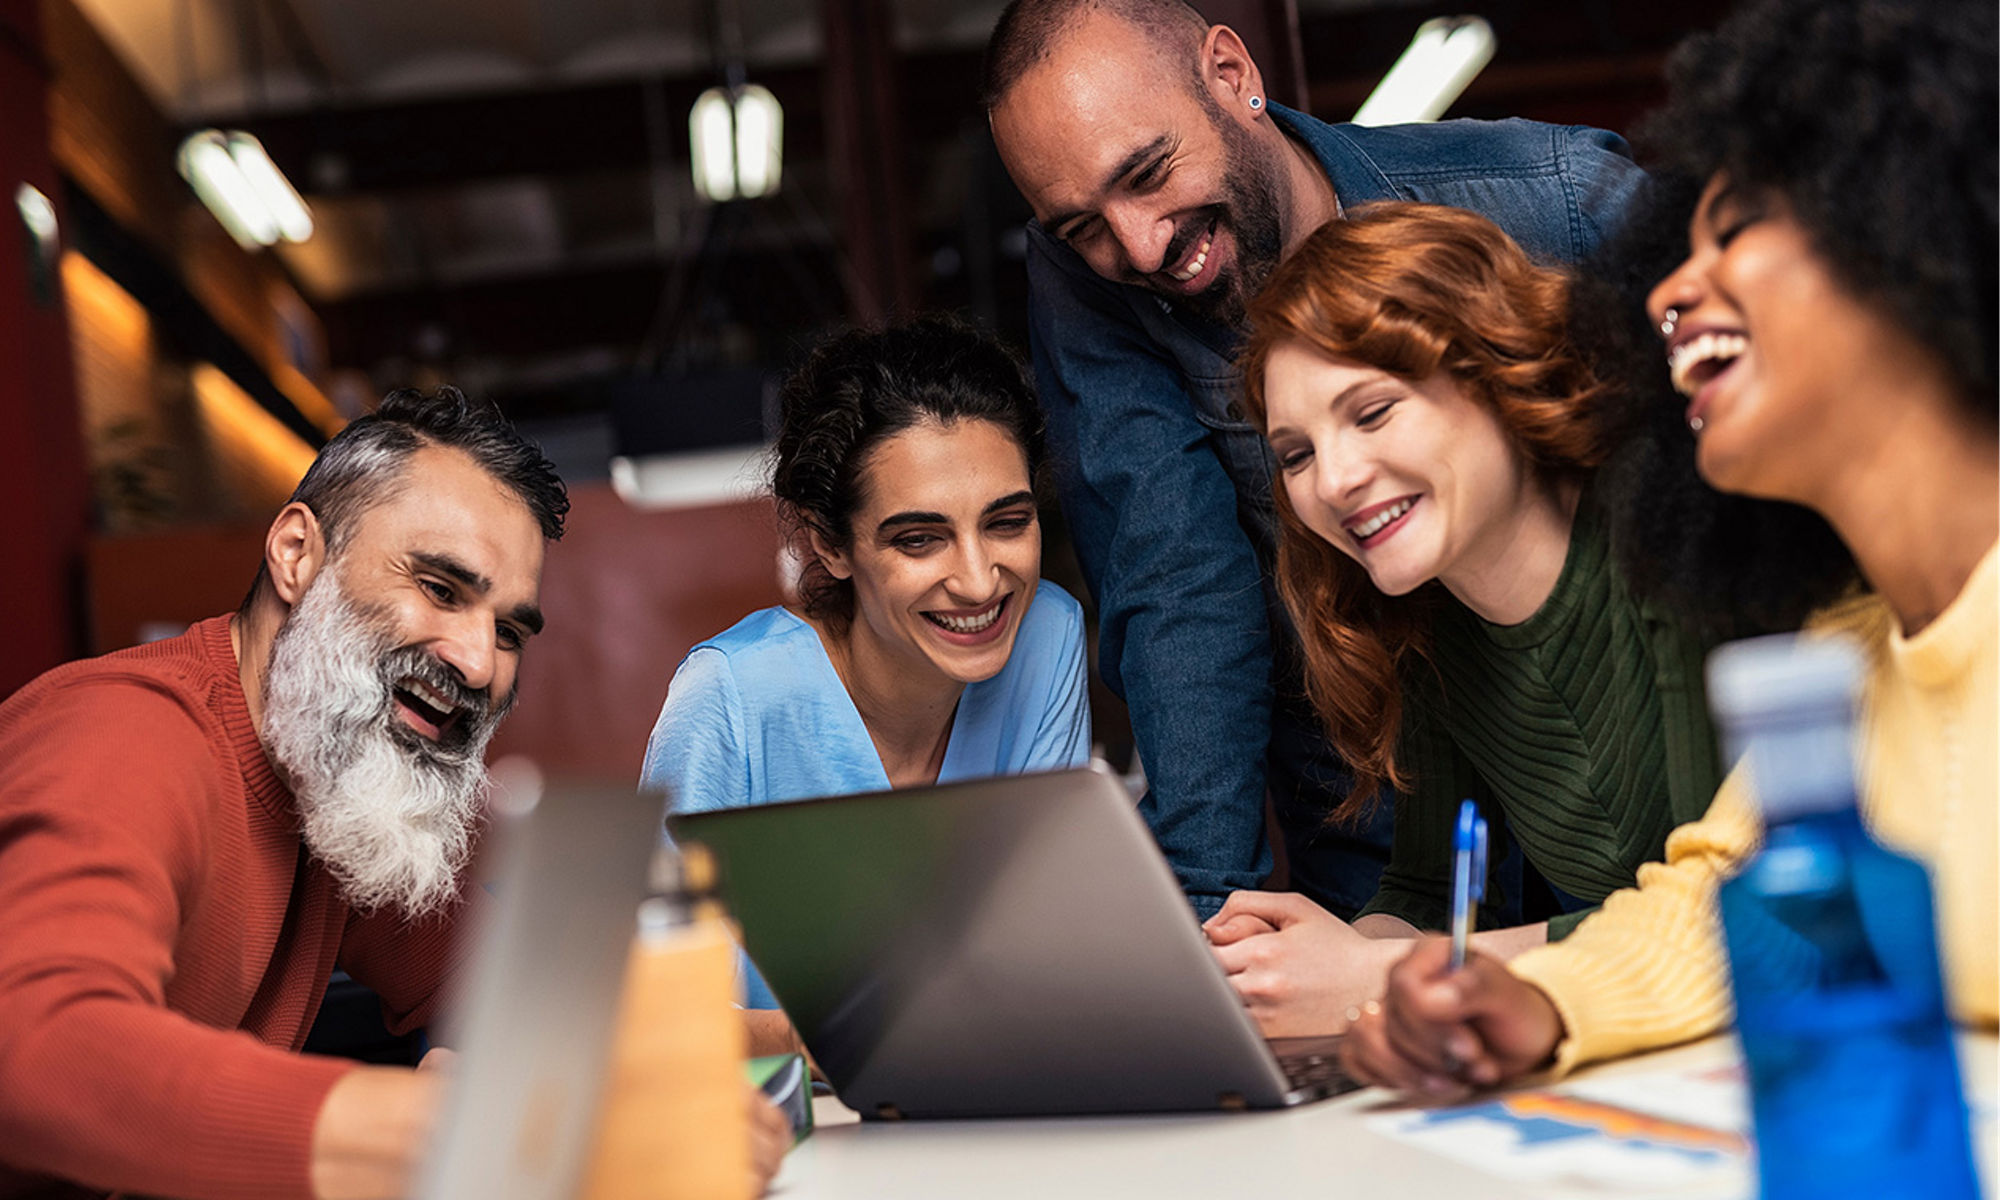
[0,645,239,854]
[685,606,821,667]
[0,628,231,759]
[667,607,829,710]
[702,604,814,648]
[1335,117,1626,178]
[1020,580,1084,642]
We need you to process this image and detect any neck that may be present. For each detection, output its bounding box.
[231,590,286,736]
[813,612,965,787]
[1441,477,1581,625]
[1806,399,1999,636]
[1272,120,1338,259]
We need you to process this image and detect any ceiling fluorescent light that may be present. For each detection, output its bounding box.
[691,88,740,202]
[227,133,314,243]
[690,85,785,203]
[732,85,783,200]
[1352,16,1496,127]
[14,183,57,246]
[176,128,315,249]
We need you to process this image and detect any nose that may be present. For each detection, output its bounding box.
[1647,255,1704,340]
[945,537,1002,603]
[1314,439,1371,511]
[431,612,499,696]
[1101,201,1174,276]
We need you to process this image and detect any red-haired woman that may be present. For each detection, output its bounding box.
[1203,202,1722,1035]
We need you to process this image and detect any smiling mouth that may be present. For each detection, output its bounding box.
[1160,218,1216,288]
[1345,496,1417,546]
[923,594,1009,636]
[1666,331,1747,398]
[393,676,463,741]
[1167,221,1216,284]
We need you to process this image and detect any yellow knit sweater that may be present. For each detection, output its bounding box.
[1508,542,1999,1073]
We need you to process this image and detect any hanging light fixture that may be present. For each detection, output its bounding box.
[176,129,315,249]
[690,84,784,203]
[1352,16,1497,127]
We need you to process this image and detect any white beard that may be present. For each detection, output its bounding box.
[260,566,503,918]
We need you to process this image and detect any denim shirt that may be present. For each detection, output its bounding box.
[1025,107,1645,919]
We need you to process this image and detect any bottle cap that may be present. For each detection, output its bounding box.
[1705,632,1866,821]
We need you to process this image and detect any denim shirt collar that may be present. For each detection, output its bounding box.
[1267,103,1399,206]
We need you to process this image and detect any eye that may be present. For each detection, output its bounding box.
[419,577,456,605]
[892,531,941,553]
[1705,191,1768,250]
[1355,399,1397,428]
[1131,155,1171,190]
[1059,216,1102,246]
[987,511,1036,535]
[1275,445,1313,475]
[497,623,525,652]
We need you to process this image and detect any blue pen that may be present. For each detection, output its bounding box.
[1448,799,1489,971]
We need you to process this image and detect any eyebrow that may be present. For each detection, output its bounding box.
[411,550,545,635]
[1263,379,1397,440]
[876,491,1038,534]
[1044,135,1172,234]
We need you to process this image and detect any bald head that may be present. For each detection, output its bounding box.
[981,0,1212,111]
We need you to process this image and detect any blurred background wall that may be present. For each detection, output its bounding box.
[0,0,1733,778]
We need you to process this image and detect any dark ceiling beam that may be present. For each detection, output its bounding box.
[318,238,846,370]
[822,0,916,321]
[233,65,832,195]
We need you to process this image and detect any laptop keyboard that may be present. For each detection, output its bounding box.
[1270,1036,1365,1098]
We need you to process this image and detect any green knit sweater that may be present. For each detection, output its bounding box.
[1355,494,1723,941]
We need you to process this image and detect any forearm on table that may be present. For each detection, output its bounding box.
[1353,912,1419,938]
[1353,913,1545,960]
[1470,921,1549,959]
[741,1008,808,1061]
[0,994,356,1199]
[310,1064,445,1200]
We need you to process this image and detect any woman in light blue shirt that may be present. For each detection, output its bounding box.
[642,317,1090,1020]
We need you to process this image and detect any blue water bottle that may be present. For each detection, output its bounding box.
[1707,634,1977,1200]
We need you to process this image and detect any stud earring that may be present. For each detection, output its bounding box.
[1660,306,1681,339]
[1248,95,1264,111]
[1689,416,1705,433]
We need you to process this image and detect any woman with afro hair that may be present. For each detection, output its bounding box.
[1343,0,1997,1095]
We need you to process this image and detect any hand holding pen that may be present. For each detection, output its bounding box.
[1448,799,1489,972]
[1339,799,1565,1098]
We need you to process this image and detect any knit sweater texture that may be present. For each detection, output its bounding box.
[1358,495,1723,938]
[0,616,462,1200]
[1509,542,2000,1072]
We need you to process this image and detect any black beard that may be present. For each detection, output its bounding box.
[1170,110,1286,327]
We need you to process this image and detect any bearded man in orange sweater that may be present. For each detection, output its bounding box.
[0,387,568,1200]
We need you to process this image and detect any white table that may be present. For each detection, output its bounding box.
[769,1034,1999,1200]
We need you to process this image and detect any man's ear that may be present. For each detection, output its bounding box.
[806,527,854,582]
[265,502,328,606]
[1201,25,1267,125]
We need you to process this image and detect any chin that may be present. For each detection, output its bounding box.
[943,637,1019,686]
[1363,560,1432,599]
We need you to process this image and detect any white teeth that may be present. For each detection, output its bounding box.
[1666,331,1748,398]
[402,678,457,715]
[1170,235,1212,282]
[1350,498,1413,539]
[930,601,1004,634]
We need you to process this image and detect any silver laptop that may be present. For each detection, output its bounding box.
[670,763,1356,1119]
[419,763,665,1199]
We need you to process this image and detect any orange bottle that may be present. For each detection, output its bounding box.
[581,844,751,1200]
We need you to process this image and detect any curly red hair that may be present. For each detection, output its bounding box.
[1240,202,1611,822]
